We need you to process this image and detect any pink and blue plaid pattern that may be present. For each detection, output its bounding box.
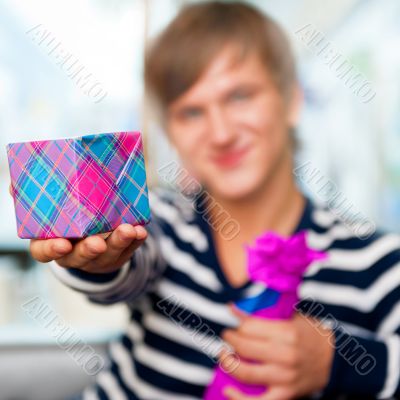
[7,131,151,239]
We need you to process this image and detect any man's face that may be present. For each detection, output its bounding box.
[166,46,300,202]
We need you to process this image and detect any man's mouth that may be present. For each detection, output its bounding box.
[211,146,250,169]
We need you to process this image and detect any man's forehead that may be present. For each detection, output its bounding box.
[172,47,270,105]
[203,45,261,81]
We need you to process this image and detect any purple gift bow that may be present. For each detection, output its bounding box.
[204,230,327,399]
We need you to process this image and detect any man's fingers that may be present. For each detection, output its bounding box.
[133,225,148,241]
[56,235,107,267]
[237,317,296,344]
[31,225,147,271]
[30,238,73,263]
[263,387,294,400]
[223,386,262,400]
[118,236,146,262]
[219,350,295,386]
[93,224,146,266]
[222,330,296,366]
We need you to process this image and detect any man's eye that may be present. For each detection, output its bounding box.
[181,108,203,119]
[229,90,250,102]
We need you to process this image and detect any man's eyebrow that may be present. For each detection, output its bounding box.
[171,103,204,117]
[178,103,203,111]
[223,82,262,96]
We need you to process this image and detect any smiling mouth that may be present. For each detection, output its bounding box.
[211,147,249,169]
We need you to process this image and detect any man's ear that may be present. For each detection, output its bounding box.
[287,83,303,128]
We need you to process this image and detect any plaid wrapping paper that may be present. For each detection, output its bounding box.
[6,131,151,239]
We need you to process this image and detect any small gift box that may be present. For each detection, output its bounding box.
[6,131,151,239]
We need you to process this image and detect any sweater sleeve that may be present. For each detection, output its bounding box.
[50,222,166,305]
[322,272,400,399]
[324,326,400,398]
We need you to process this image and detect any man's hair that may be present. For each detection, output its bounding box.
[144,1,296,111]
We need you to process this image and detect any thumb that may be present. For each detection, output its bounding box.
[229,303,248,319]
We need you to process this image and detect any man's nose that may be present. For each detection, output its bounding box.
[207,106,235,146]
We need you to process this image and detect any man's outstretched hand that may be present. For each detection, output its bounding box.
[29,224,148,274]
[10,181,148,273]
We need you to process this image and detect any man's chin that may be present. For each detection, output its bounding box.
[205,179,261,204]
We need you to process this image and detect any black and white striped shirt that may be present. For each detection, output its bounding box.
[52,187,400,400]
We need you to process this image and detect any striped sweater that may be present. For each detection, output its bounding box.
[52,187,400,400]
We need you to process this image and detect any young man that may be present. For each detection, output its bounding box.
[28,2,400,399]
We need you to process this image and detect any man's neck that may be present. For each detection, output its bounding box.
[207,157,305,241]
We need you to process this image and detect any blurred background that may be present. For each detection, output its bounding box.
[1,0,400,398]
